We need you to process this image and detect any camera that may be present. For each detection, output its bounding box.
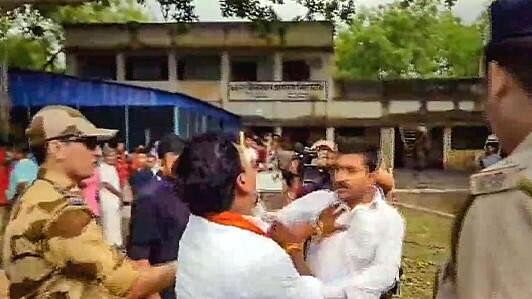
[293,146,332,193]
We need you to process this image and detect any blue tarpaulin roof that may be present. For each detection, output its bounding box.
[8,69,239,125]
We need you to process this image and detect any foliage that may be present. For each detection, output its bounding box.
[134,0,356,23]
[2,0,357,71]
[335,0,485,80]
[0,0,149,71]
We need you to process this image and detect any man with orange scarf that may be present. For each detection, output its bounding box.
[174,133,338,299]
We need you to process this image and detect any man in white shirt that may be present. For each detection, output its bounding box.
[99,146,124,248]
[175,133,327,299]
[276,150,405,299]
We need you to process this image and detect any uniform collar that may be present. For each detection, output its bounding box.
[39,168,77,190]
[512,132,532,157]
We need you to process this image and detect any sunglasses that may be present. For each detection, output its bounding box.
[60,136,99,150]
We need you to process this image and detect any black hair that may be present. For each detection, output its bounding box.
[340,146,379,172]
[244,129,255,139]
[485,37,532,93]
[135,146,148,154]
[282,170,301,188]
[158,134,185,158]
[13,143,30,155]
[30,145,46,165]
[362,148,379,173]
[174,133,242,216]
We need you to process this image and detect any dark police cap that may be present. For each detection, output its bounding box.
[490,0,532,43]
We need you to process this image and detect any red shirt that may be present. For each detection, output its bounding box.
[116,154,130,188]
[0,150,10,206]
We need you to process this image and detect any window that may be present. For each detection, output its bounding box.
[231,61,257,81]
[178,55,221,80]
[283,60,310,81]
[125,55,168,81]
[451,126,490,150]
[78,55,116,80]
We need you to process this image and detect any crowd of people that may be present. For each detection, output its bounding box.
[0,105,405,299]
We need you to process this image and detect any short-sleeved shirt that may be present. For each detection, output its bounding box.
[2,169,139,299]
[81,169,100,216]
[5,158,39,201]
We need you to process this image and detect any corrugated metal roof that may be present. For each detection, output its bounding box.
[8,69,239,124]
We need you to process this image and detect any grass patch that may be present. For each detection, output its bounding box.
[399,208,453,299]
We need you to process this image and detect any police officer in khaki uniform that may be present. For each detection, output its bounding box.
[435,1,532,298]
[2,106,176,298]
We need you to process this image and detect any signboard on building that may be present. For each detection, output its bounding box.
[228,81,327,101]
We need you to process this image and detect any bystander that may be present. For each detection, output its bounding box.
[129,133,189,299]
[99,146,124,248]
[5,143,38,202]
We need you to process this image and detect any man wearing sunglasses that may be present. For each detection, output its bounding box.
[3,105,176,299]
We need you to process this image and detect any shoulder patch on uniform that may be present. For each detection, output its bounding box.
[517,178,532,197]
[470,164,523,196]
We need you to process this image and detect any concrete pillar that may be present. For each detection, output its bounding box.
[324,53,335,101]
[326,127,335,143]
[220,51,230,107]
[173,106,180,136]
[65,53,78,76]
[274,126,283,136]
[379,127,395,169]
[273,52,283,81]
[116,53,126,81]
[201,115,208,133]
[443,127,452,170]
[168,51,177,82]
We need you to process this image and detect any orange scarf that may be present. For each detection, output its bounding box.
[205,211,268,238]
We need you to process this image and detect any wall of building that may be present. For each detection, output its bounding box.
[64,22,334,50]
[446,150,483,171]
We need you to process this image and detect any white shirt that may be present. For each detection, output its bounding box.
[276,189,405,299]
[176,214,325,299]
[98,162,121,202]
[244,147,258,164]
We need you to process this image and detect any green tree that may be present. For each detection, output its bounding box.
[335,0,484,80]
[0,0,150,71]
[2,0,358,71]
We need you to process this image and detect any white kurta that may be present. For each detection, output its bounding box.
[98,162,123,247]
[176,214,325,299]
[276,188,405,299]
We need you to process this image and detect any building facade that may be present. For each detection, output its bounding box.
[63,21,487,171]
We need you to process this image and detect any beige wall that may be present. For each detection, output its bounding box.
[178,81,221,102]
[389,101,421,114]
[64,22,334,50]
[446,149,483,171]
[328,101,383,118]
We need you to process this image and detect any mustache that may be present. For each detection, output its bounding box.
[335,181,350,189]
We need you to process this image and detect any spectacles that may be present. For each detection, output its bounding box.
[60,136,99,150]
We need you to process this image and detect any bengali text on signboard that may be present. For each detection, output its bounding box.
[228,81,327,101]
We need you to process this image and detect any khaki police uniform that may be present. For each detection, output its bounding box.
[434,1,532,298]
[2,106,139,298]
[455,133,532,298]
